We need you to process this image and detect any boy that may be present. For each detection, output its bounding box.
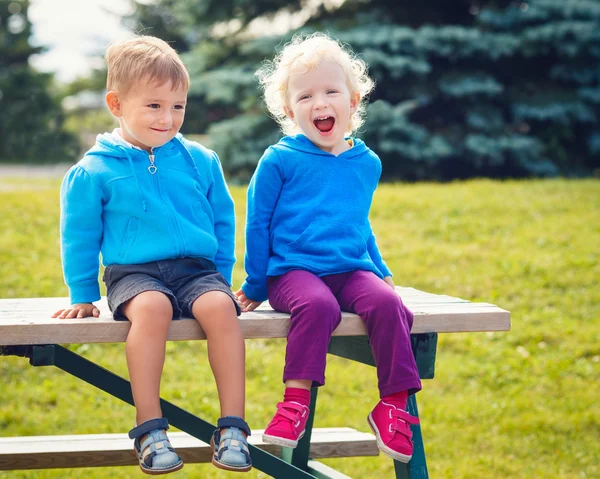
[53,35,251,474]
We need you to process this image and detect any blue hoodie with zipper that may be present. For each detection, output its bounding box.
[241,134,392,302]
[60,130,235,305]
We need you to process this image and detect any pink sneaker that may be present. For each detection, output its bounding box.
[367,400,420,463]
[262,401,310,448]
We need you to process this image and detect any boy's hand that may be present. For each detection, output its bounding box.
[234,289,263,312]
[52,303,100,319]
[383,276,395,290]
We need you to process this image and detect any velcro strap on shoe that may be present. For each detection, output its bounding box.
[129,417,169,439]
[391,421,414,438]
[277,401,306,413]
[275,401,306,421]
[217,416,251,436]
[392,409,420,426]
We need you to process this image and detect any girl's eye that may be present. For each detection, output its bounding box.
[327,90,338,95]
[299,95,310,101]
[148,104,160,109]
[173,105,185,110]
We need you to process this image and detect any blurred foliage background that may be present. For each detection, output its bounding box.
[1,0,600,180]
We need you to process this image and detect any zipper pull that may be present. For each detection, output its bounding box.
[148,151,157,174]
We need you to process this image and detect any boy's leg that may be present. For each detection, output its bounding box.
[122,290,174,425]
[191,291,245,418]
[191,291,252,471]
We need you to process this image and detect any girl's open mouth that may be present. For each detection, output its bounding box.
[314,116,335,134]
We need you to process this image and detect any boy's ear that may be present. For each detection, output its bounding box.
[350,92,360,114]
[105,91,122,117]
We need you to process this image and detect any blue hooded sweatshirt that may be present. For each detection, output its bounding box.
[241,134,392,302]
[60,130,235,304]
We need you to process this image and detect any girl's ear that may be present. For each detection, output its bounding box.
[105,91,122,117]
[350,92,360,114]
[284,104,295,121]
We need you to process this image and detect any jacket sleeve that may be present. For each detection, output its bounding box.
[207,153,236,285]
[241,148,284,302]
[367,225,393,278]
[60,165,104,304]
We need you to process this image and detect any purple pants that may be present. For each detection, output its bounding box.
[267,270,422,398]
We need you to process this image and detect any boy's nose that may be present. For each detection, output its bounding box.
[158,112,172,124]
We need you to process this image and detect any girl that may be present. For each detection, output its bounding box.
[235,33,421,463]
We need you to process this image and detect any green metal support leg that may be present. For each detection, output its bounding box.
[328,333,436,479]
[393,395,428,479]
[26,344,317,479]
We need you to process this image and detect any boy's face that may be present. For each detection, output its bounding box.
[106,79,187,152]
[284,59,359,156]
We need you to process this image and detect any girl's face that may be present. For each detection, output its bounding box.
[284,59,359,156]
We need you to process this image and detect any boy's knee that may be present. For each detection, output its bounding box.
[124,290,173,319]
[192,291,236,317]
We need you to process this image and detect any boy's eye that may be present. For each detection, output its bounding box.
[148,104,160,109]
[173,105,185,110]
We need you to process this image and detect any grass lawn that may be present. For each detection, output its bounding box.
[0,178,598,478]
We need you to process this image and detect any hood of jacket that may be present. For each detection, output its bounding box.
[276,133,369,159]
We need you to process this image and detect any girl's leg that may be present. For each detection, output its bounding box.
[191,291,245,418]
[122,290,173,425]
[335,271,421,463]
[268,270,342,387]
[263,270,341,447]
[335,270,421,397]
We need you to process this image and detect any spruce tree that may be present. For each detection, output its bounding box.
[128,0,600,181]
[0,0,79,163]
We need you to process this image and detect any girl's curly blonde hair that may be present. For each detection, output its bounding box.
[256,32,375,136]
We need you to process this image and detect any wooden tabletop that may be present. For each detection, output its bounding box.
[0,287,510,346]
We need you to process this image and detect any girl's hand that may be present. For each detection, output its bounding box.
[383,276,395,290]
[52,303,100,319]
[234,289,263,312]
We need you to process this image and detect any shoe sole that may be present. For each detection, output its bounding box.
[210,435,252,472]
[367,413,412,463]
[138,457,184,475]
[262,430,305,449]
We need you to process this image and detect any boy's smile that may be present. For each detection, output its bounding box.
[106,79,188,152]
[285,59,359,156]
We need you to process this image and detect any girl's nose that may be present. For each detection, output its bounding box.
[313,96,327,109]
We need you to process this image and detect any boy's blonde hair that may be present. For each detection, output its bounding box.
[105,35,190,95]
[256,32,375,136]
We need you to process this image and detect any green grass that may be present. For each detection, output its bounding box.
[0,178,599,478]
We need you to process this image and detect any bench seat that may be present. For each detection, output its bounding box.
[0,427,378,471]
[0,287,510,346]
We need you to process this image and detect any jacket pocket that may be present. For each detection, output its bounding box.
[286,222,367,259]
[118,218,139,258]
[192,198,214,231]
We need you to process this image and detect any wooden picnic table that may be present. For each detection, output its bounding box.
[0,286,510,478]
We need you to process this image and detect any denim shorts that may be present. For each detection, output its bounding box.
[102,257,241,321]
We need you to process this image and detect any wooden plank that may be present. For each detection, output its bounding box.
[0,287,510,346]
[0,428,378,471]
[307,460,354,479]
